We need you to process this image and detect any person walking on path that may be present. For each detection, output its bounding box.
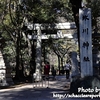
[44,62,50,77]
[51,66,56,80]
[64,61,71,79]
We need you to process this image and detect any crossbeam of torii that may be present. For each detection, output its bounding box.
[28,31,74,40]
[27,22,76,30]
[27,22,77,81]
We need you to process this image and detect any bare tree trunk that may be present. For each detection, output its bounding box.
[58,55,61,75]
[15,31,20,80]
[61,57,63,69]
[70,0,82,46]
[30,40,36,75]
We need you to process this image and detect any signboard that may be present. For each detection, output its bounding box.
[79,8,93,77]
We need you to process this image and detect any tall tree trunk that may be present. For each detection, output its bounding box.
[58,55,61,75]
[15,31,20,80]
[20,53,24,79]
[61,57,63,69]
[70,0,82,46]
[31,40,36,74]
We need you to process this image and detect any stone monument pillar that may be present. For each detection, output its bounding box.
[79,8,93,77]
[70,51,80,82]
[0,51,8,86]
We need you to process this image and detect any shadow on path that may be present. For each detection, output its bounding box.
[0,75,99,100]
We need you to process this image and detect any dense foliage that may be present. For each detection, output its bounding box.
[1,0,100,81]
[0,0,73,81]
[86,0,100,32]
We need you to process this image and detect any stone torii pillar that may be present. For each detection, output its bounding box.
[34,25,42,81]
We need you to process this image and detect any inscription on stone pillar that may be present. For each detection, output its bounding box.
[79,8,93,77]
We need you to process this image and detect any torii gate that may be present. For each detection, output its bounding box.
[27,22,77,81]
[29,8,93,80]
[28,8,93,81]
